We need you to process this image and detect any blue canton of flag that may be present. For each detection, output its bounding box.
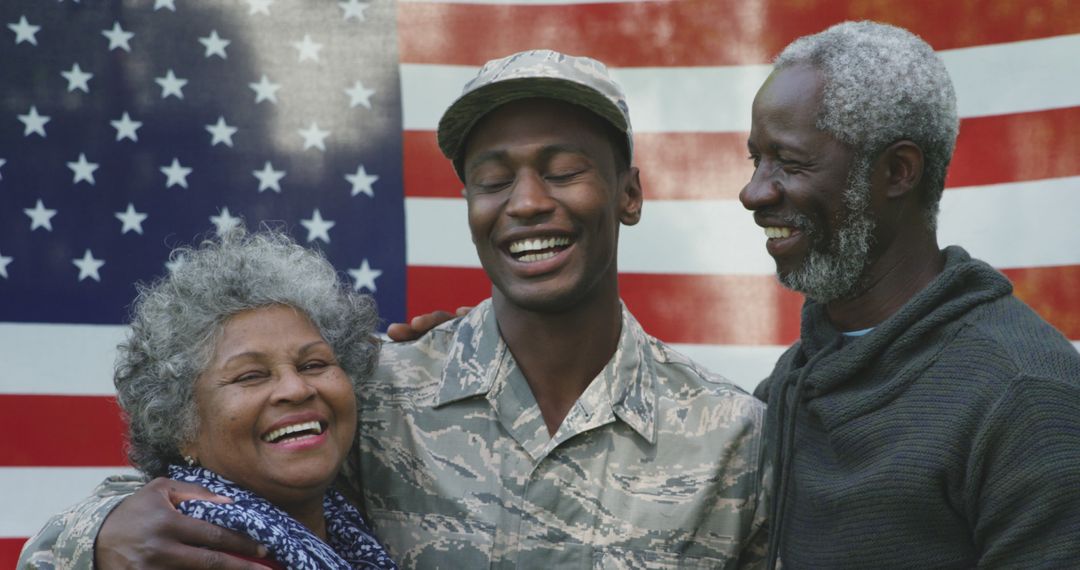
[0,0,405,326]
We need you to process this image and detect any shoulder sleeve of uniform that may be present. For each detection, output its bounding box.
[17,475,145,569]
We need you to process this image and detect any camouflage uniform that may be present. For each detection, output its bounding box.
[359,300,768,568]
[18,475,145,569]
[19,300,767,569]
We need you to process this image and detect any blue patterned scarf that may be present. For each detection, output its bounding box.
[169,465,397,569]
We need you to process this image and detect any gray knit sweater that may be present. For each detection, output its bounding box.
[756,246,1080,569]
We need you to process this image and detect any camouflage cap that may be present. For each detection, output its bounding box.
[437,49,633,170]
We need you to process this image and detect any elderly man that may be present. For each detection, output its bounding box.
[744,21,1080,568]
[19,51,768,569]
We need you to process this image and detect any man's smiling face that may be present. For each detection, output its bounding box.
[461,98,641,313]
[740,65,877,303]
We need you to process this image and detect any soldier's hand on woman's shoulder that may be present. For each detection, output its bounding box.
[386,306,472,342]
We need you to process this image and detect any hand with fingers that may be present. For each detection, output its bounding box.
[95,478,270,569]
[386,306,472,342]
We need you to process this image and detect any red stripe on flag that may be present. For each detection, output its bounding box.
[407,265,1080,345]
[406,266,493,318]
[1005,265,1080,341]
[407,266,804,345]
[619,272,804,346]
[406,107,1080,200]
[948,106,1080,189]
[0,395,127,467]
[398,1,1080,67]
[1,539,27,569]
[634,132,753,201]
[403,130,462,198]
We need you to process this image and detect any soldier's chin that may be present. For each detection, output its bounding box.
[494,284,582,315]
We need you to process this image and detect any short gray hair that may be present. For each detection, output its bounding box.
[774,21,959,229]
[115,228,380,477]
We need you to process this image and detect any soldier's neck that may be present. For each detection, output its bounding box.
[493,290,622,436]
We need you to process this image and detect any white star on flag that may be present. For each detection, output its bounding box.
[210,206,241,236]
[345,80,375,109]
[110,112,142,142]
[249,75,281,104]
[155,69,188,99]
[154,0,177,11]
[0,250,12,279]
[246,0,274,15]
[67,153,100,185]
[160,158,193,188]
[292,34,323,63]
[339,0,370,21]
[101,21,134,52]
[300,208,335,243]
[253,161,286,193]
[199,30,230,59]
[24,199,57,231]
[18,106,50,137]
[72,249,105,282]
[114,203,148,235]
[205,116,238,147]
[345,164,378,197]
[348,259,382,292]
[298,122,330,151]
[61,63,93,93]
[8,16,41,46]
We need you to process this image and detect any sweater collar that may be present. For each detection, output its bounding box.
[796,246,1013,398]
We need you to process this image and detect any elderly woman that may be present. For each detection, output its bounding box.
[113,228,396,569]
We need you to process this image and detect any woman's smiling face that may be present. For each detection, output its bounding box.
[183,304,357,511]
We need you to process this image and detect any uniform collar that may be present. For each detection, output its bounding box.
[434,299,658,445]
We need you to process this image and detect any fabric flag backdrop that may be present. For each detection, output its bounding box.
[2,0,1079,563]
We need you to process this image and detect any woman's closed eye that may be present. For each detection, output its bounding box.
[299,360,330,374]
[233,369,269,384]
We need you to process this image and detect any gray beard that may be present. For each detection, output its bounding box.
[778,156,876,303]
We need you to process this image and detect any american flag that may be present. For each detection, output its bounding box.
[3,0,1079,563]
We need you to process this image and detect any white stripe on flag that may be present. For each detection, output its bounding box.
[937,175,1080,270]
[943,34,1080,118]
[668,343,788,394]
[402,34,1080,133]
[405,175,1080,273]
[0,323,125,396]
[0,467,139,538]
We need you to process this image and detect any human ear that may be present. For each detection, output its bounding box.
[882,140,924,199]
[618,166,643,226]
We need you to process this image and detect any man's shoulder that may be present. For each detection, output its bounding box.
[645,335,766,414]
[947,293,1080,384]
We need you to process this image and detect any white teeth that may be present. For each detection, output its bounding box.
[262,420,323,443]
[508,236,571,254]
[764,227,792,239]
[518,251,558,263]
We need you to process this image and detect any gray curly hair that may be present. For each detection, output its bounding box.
[115,228,380,477]
[774,21,959,229]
